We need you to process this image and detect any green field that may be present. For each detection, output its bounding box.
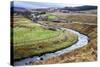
[13,26,61,45]
[12,16,78,60]
[47,14,57,20]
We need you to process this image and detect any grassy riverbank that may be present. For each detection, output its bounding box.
[12,16,78,60]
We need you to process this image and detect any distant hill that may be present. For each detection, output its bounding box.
[61,5,97,11]
[11,5,97,12]
[11,6,28,13]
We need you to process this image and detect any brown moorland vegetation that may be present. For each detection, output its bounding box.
[31,22,97,65]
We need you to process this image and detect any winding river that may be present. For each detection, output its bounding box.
[14,28,89,66]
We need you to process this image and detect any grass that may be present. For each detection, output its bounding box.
[42,14,58,20]
[47,14,57,20]
[31,13,97,64]
[12,16,78,60]
[13,26,61,45]
[50,12,97,23]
